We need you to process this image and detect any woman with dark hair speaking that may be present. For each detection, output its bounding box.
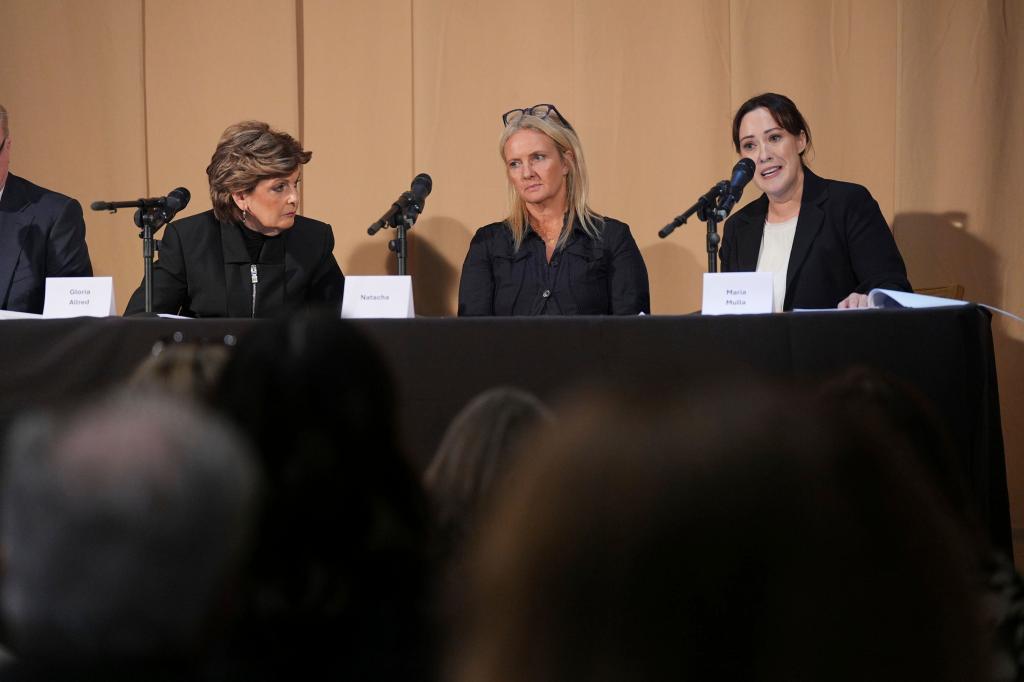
[719,93,911,311]
[125,121,344,317]
[458,104,650,316]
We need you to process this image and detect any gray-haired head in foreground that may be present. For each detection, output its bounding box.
[0,390,259,662]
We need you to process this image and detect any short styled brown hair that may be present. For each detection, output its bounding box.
[206,121,311,223]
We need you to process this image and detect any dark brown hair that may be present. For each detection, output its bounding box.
[731,92,812,159]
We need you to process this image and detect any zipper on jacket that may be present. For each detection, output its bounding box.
[250,264,258,318]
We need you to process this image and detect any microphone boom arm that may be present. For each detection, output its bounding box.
[658,181,729,239]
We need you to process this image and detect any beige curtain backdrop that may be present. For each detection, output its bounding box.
[3,0,1023,552]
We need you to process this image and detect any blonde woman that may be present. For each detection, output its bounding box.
[458,104,649,316]
[125,121,343,317]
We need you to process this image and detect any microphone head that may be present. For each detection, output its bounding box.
[164,187,191,212]
[90,201,108,211]
[717,158,758,218]
[732,158,756,187]
[410,173,432,200]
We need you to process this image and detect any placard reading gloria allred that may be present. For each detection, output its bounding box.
[43,277,116,318]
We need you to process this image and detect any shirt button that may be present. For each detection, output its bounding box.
[542,289,551,298]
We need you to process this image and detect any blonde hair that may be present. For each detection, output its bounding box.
[206,121,311,223]
[499,114,602,251]
[0,104,9,137]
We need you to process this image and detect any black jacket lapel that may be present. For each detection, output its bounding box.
[784,169,828,307]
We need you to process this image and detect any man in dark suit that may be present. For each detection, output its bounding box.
[0,104,93,314]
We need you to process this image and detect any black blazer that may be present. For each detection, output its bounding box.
[124,210,344,317]
[0,173,93,313]
[719,168,911,310]
[458,217,650,316]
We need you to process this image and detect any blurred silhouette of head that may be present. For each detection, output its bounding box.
[454,384,987,682]
[818,366,979,535]
[425,386,552,553]
[1,391,258,666]
[211,312,433,679]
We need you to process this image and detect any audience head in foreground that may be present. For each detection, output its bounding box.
[425,386,552,554]
[454,385,988,682]
[0,391,258,673]
[211,313,433,680]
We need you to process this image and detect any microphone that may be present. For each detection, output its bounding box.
[160,187,190,221]
[91,187,191,234]
[716,158,756,218]
[409,173,432,202]
[368,173,432,235]
[90,186,191,220]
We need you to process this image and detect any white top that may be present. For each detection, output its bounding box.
[755,215,798,313]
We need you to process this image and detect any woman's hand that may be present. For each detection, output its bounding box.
[837,292,871,309]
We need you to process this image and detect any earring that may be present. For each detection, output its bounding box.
[241,208,248,223]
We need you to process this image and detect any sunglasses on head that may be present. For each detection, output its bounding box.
[502,104,574,132]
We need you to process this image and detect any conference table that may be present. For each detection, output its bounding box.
[0,305,1009,554]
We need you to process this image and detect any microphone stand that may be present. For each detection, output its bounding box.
[134,208,165,313]
[383,195,424,276]
[659,180,730,272]
[392,216,411,276]
[93,199,176,313]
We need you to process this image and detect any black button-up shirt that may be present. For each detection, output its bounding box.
[458,216,650,316]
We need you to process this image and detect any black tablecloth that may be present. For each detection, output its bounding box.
[0,306,1008,553]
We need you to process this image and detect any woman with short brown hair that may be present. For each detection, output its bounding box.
[125,121,343,317]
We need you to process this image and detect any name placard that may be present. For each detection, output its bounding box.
[702,272,773,315]
[43,277,116,318]
[341,275,415,319]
